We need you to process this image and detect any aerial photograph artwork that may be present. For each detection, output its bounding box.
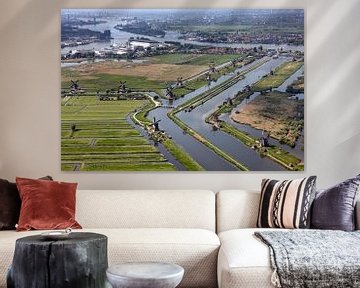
[61,9,304,171]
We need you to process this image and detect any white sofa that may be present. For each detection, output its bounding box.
[0,190,220,288]
[216,190,360,288]
[1,189,359,288]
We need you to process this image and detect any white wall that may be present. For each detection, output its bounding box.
[0,0,359,190]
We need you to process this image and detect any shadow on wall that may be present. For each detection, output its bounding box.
[308,0,360,105]
[306,0,360,153]
[0,1,67,34]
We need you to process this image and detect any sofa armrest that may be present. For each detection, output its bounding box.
[356,200,360,230]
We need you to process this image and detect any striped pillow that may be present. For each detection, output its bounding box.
[257,176,317,229]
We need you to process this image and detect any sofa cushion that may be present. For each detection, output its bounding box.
[16,177,81,231]
[216,190,260,233]
[257,177,317,229]
[0,228,219,288]
[76,190,216,231]
[217,228,277,288]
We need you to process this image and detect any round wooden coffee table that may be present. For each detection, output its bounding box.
[7,232,108,288]
[106,262,184,288]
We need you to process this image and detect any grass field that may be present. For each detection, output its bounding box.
[149,53,242,66]
[165,53,248,98]
[220,122,303,170]
[231,91,303,147]
[61,96,175,171]
[252,61,303,91]
[62,60,206,92]
[62,72,164,95]
[286,75,304,93]
[62,54,243,99]
[61,57,234,171]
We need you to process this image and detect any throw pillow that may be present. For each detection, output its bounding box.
[257,176,317,229]
[311,174,360,231]
[0,176,53,230]
[16,177,82,231]
[0,179,20,230]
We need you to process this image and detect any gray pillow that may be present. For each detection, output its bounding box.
[311,174,360,231]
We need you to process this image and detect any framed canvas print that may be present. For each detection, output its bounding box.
[61,9,304,171]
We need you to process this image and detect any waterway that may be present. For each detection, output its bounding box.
[176,57,291,171]
[61,18,304,54]
[219,65,305,160]
[148,108,237,171]
[126,115,187,171]
[147,57,304,170]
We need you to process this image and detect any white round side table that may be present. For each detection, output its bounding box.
[106,262,184,288]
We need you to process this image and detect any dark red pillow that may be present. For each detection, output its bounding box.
[0,176,53,230]
[16,177,82,231]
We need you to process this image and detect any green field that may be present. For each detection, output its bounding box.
[164,53,249,98]
[149,53,242,66]
[62,73,163,95]
[252,61,303,91]
[61,96,175,171]
[163,139,204,171]
[286,75,304,93]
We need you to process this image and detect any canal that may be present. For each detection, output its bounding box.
[220,65,305,160]
[147,57,304,170]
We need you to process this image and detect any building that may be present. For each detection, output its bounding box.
[128,39,159,50]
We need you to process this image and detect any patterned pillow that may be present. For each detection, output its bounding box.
[257,176,317,229]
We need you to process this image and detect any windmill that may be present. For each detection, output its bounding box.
[118,81,128,93]
[209,63,216,73]
[69,80,85,95]
[165,86,175,100]
[227,97,233,106]
[70,80,80,93]
[70,80,79,90]
[211,114,220,131]
[260,130,270,147]
[176,77,183,87]
[151,117,161,132]
[205,72,212,85]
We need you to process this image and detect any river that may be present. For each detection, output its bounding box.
[61,18,304,54]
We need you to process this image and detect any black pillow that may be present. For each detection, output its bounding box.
[0,176,53,230]
[0,179,20,230]
[311,174,360,231]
